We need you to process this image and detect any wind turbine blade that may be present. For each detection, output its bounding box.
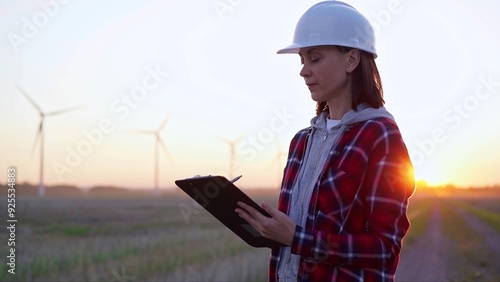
[45,105,83,117]
[158,111,173,132]
[217,134,245,145]
[16,84,43,114]
[30,120,43,156]
[159,138,173,162]
[216,136,231,145]
[130,129,155,135]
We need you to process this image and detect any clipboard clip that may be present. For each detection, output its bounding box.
[188,174,242,184]
[229,175,242,183]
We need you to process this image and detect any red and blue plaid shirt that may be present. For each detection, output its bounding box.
[269,117,415,281]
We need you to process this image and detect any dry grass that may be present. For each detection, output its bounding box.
[453,199,500,232]
[403,196,433,246]
[0,194,272,281]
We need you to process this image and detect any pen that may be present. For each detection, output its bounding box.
[230,175,242,183]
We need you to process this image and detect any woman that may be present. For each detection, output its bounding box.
[235,1,415,281]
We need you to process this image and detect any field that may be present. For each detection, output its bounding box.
[1,187,500,281]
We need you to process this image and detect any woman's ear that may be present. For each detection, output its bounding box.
[345,49,360,73]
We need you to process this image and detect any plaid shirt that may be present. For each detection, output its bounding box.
[269,117,415,282]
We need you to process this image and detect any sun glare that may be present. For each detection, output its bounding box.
[414,163,447,187]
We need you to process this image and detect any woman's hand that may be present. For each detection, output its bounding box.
[235,201,296,246]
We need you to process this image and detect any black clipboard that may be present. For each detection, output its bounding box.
[175,175,285,248]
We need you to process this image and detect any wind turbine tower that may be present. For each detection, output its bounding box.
[217,135,243,180]
[270,143,287,188]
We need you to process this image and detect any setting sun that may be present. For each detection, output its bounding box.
[414,161,447,187]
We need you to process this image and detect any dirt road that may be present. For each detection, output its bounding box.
[396,206,450,281]
[396,201,500,281]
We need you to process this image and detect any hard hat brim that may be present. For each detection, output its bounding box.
[277,43,378,58]
[277,44,300,54]
[276,43,310,54]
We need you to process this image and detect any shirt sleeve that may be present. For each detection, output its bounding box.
[290,124,415,268]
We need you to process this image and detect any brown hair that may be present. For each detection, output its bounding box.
[316,47,384,115]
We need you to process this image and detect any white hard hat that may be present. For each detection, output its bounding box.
[277,1,377,58]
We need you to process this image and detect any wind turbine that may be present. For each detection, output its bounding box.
[132,112,173,194]
[16,84,81,197]
[269,143,287,188]
[217,135,243,180]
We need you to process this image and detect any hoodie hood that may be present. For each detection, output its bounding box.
[310,103,395,132]
[287,103,395,246]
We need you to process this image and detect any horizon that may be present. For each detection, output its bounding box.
[3,179,500,192]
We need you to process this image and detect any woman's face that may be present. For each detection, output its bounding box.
[298,46,351,104]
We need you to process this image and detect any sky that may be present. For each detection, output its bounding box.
[1,0,500,190]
